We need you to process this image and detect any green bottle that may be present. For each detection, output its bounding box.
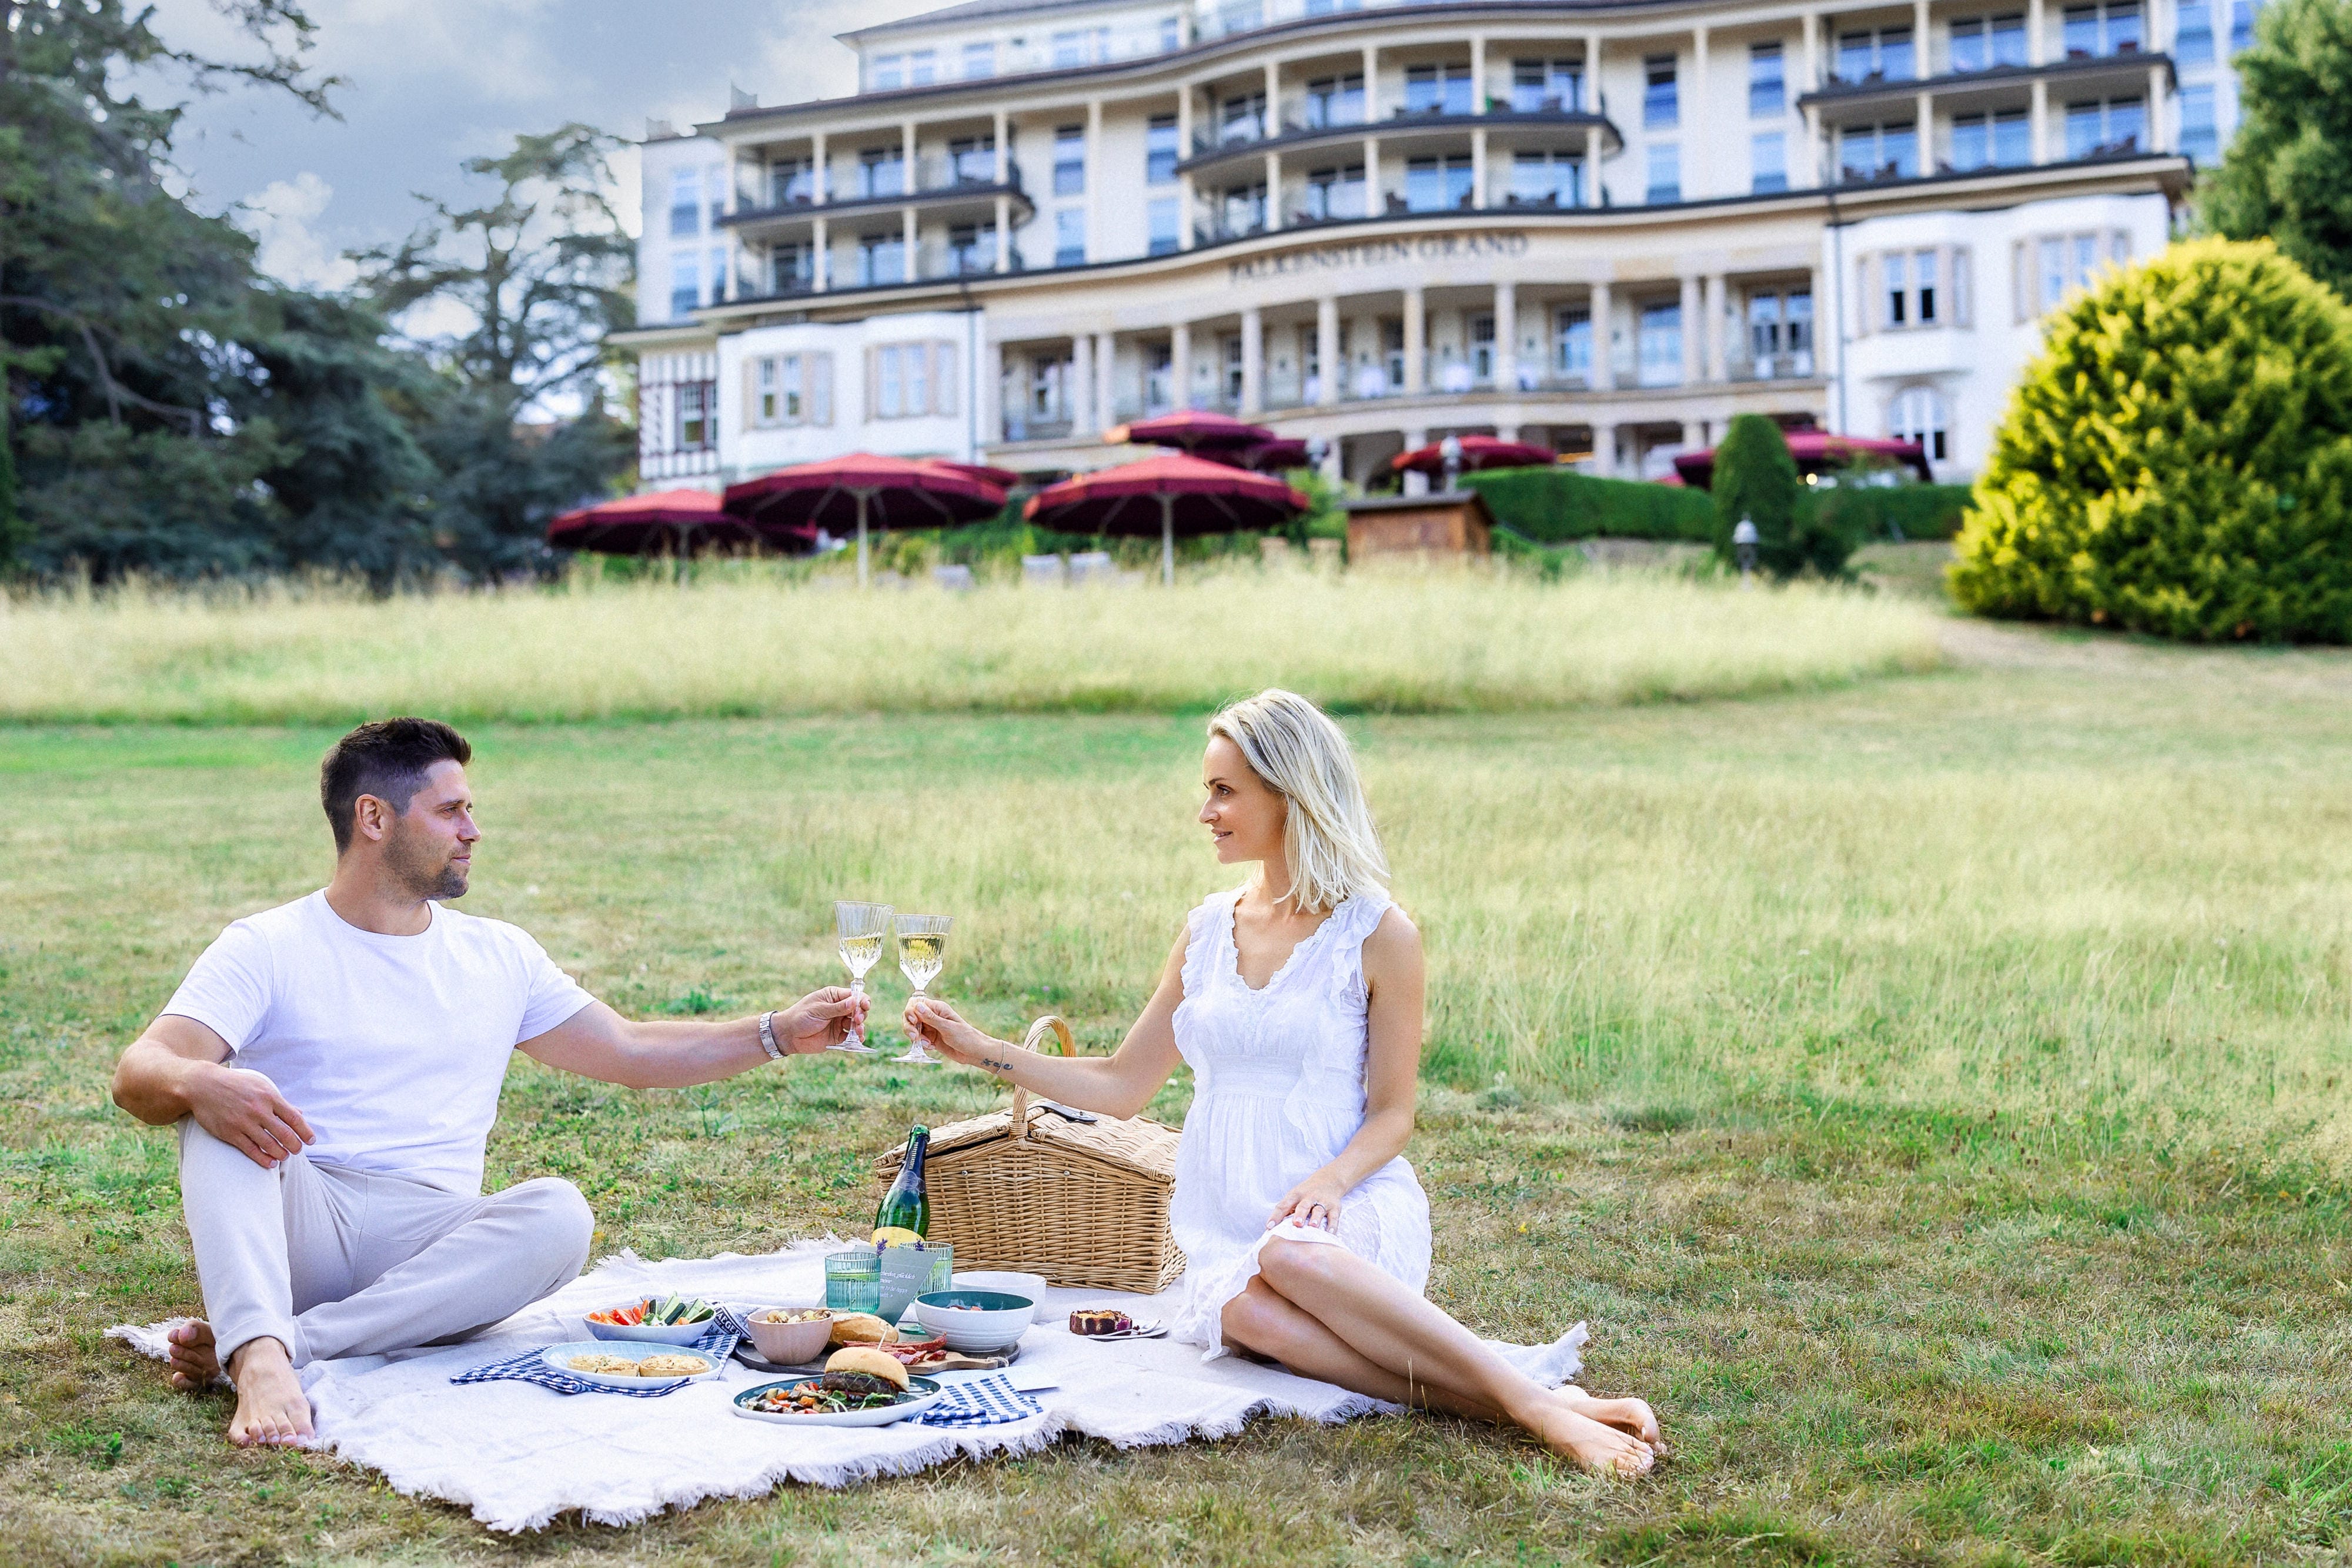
[873,1125,930,1239]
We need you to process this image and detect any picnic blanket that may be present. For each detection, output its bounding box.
[110,1238,1589,1533]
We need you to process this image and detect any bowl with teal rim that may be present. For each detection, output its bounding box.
[912,1288,1033,1353]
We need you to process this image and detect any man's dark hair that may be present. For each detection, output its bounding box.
[320,718,473,854]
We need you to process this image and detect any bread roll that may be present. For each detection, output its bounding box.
[827,1312,901,1347]
[821,1345,910,1393]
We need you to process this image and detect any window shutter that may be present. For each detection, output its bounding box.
[741,357,758,430]
[934,339,958,416]
[811,352,834,426]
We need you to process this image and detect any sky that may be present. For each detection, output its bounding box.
[149,0,943,292]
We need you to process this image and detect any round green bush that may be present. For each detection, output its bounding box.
[1951,237,2352,641]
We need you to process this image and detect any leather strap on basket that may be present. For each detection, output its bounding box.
[1008,1015,1075,1143]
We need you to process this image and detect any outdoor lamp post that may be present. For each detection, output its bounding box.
[1732,516,1760,586]
[1439,434,1463,493]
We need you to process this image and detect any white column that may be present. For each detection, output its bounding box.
[2028,0,2047,63]
[1178,86,1197,248]
[1589,280,1614,389]
[813,215,830,292]
[1317,296,1341,405]
[994,111,1009,182]
[1071,334,1096,436]
[1087,98,1104,258]
[1095,331,1117,430]
[903,206,917,276]
[1682,418,1705,450]
[1365,136,1382,215]
[1171,320,1192,409]
[1471,36,1486,111]
[1915,0,1933,69]
[1264,58,1280,126]
[903,121,918,189]
[1803,13,1820,89]
[1402,425,1429,495]
[1265,149,1283,229]
[2149,62,2167,149]
[814,131,829,202]
[1680,276,1702,384]
[1402,285,1425,393]
[1240,307,1264,414]
[1691,26,1711,197]
[1362,43,1379,117]
[1805,104,1825,186]
[1590,420,1618,476]
[1917,89,1935,170]
[995,195,1011,271]
[2031,77,2050,162]
[985,337,1004,443]
[1494,279,1517,390]
[1472,127,1488,208]
[1703,273,1726,382]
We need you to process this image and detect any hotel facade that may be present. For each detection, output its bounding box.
[617,0,2247,492]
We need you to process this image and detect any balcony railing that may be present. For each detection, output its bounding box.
[1000,415,1075,443]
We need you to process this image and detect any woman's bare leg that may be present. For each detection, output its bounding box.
[1226,1260,1655,1476]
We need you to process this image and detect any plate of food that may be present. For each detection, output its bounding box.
[584,1295,719,1345]
[730,1348,945,1427]
[542,1340,727,1388]
[1068,1308,1167,1341]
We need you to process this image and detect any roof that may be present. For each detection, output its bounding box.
[840,0,1131,44]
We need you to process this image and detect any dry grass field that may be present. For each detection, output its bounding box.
[5,596,2352,1564]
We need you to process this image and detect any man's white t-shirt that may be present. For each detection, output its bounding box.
[162,890,594,1195]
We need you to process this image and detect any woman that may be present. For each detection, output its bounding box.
[904,689,1661,1475]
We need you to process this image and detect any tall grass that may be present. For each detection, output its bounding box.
[0,566,1939,724]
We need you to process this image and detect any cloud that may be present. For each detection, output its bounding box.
[239,172,362,292]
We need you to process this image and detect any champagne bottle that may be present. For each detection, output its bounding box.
[873,1125,930,1240]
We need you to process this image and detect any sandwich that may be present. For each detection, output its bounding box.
[819,1345,911,1398]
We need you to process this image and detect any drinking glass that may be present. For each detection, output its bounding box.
[831,901,894,1055]
[823,1249,883,1313]
[893,912,953,1065]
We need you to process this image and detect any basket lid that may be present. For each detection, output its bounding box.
[873,1101,1177,1183]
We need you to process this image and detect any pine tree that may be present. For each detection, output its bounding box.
[2200,0,2352,300]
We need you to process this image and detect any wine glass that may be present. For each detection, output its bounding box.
[893,912,953,1065]
[831,901,894,1055]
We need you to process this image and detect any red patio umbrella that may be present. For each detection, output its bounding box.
[724,454,1007,586]
[1105,410,1275,457]
[546,489,781,556]
[1024,453,1308,585]
[1231,437,1314,474]
[926,460,1023,489]
[1671,430,1933,489]
[1390,435,1559,477]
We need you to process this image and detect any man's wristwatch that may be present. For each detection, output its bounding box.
[757,1011,784,1061]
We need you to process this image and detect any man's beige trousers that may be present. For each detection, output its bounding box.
[178,1119,594,1368]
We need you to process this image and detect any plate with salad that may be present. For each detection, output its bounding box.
[584,1294,719,1345]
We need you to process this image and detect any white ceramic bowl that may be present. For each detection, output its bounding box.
[583,1301,715,1345]
[953,1271,1051,1322]
[912,1289,1033,1353]
[743,1306,836,1365]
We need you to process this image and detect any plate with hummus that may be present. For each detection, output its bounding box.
[540,1340,726,1388]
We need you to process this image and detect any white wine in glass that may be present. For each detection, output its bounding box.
[831,901,894,1055]
[894,913,953,1065]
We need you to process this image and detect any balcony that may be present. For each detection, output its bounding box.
[1000,414,1075,443]
[1800,52,2173,113]
[721,174,1031,240]
[1178,105,1618,178]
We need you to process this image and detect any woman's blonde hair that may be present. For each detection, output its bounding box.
[1207,689,1389,914]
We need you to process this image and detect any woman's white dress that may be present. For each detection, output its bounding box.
[1165,887,1436,1357]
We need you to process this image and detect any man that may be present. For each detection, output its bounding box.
[111,717,867,1447]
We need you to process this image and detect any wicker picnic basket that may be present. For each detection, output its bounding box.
[871,1017,1187,1293]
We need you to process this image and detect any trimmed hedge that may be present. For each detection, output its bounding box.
[1953,237,2352,641]
[1822,483,1973,541]
[1464,467,1717,543]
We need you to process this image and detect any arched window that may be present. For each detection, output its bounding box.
[1890,385,1948,462]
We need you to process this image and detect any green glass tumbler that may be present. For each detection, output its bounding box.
[823,1249,883,1313]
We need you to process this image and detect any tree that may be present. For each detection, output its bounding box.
[355,126,636,578]
[2199,0,2352,300]
[1951,238,2352,641]
[1710,414,1802,574]
[0,0,340,578]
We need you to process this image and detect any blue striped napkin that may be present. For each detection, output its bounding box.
[914,1372,1044,1427]
[451,1304,749,1397]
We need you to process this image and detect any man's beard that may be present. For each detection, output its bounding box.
[386,828,469,901]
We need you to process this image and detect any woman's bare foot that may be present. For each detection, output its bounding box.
[223,1338,312,1447]
[165,1320,222,1392]
[1526,1400,1655,1476]
[1556,1387,1664,1452]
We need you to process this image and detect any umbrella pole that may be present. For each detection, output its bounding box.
[857,492,870,589]
[1161,495,1175,587]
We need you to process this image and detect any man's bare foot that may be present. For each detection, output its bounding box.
[165,1319,222,1392]
[223,1338,312,1448]
[1527,1400,1655,1476]
[1556,1387,1665,1452]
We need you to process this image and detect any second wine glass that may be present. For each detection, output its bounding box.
[831,901,894,1055]
[894,912,953,1065]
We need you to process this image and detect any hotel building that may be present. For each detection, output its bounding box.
[617,0,2247,492]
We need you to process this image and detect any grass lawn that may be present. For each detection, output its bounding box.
[6,622,2352,1564]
